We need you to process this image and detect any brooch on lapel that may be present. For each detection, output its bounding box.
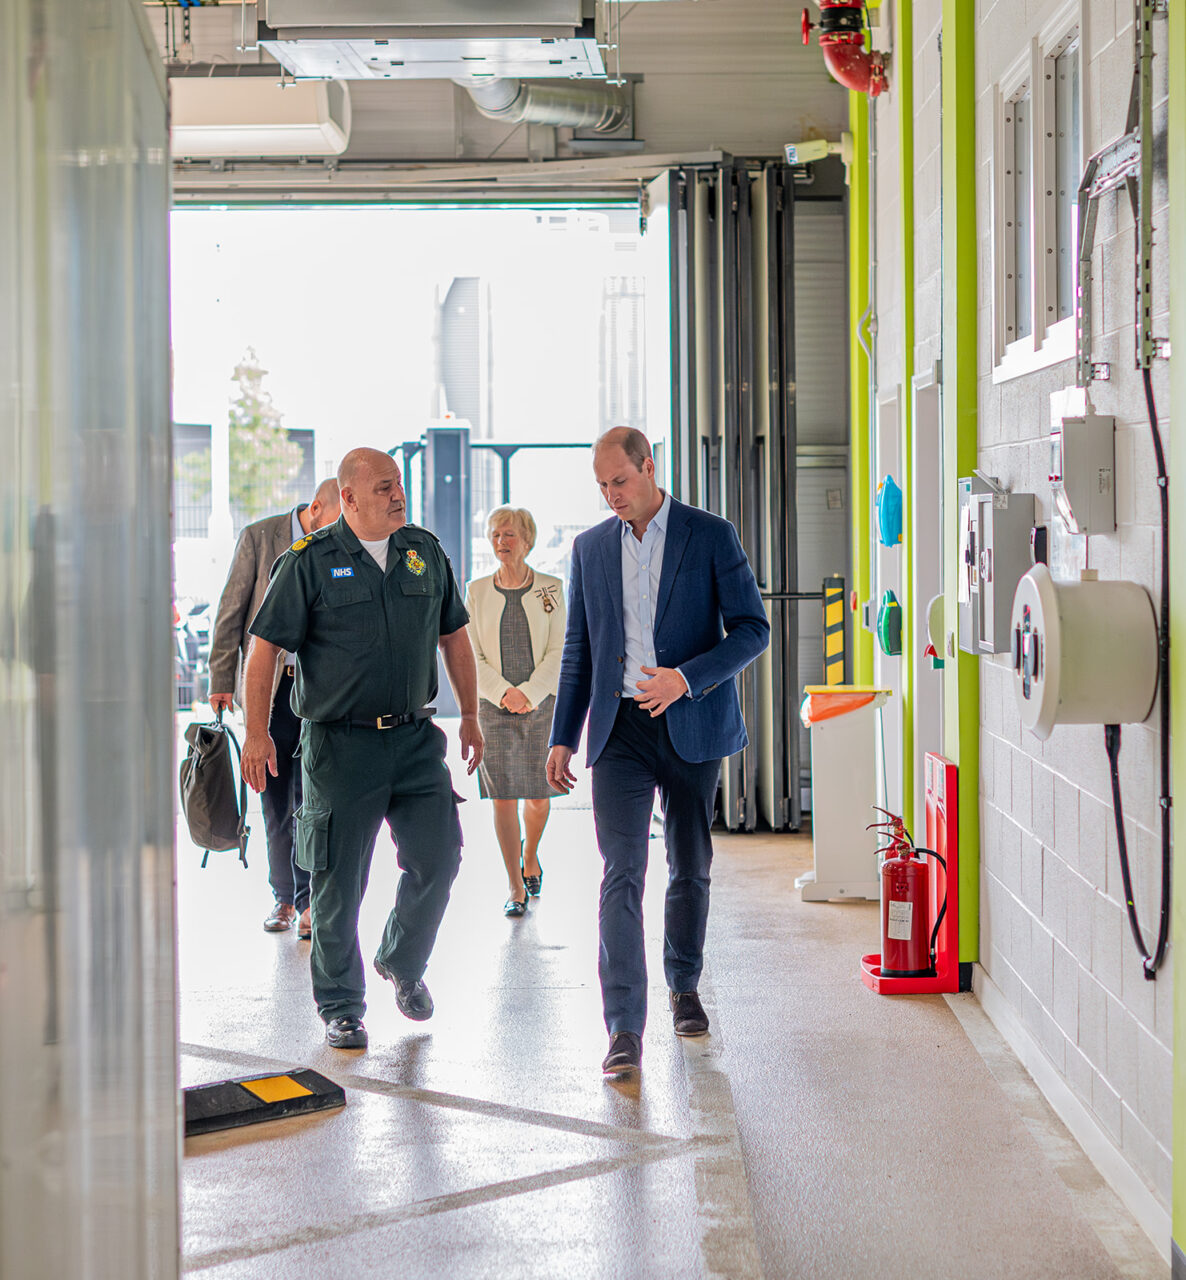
[405,548,426,577]
[535,584,559,614]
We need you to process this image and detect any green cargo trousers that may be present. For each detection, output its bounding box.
[294,717,463,1022]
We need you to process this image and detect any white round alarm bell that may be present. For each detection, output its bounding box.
[1009,565,1158,740]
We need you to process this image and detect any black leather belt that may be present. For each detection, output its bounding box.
[325,707,436,730]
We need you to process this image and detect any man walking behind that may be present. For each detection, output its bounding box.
[242,448,483,1050]
[208,478,341,938]
[546,428,769,1077]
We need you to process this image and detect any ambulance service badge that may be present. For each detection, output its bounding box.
[406,549,426,576]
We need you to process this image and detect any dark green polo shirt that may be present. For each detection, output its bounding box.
[249,516,469,723]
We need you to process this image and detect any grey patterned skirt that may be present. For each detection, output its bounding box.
[477,694,560,800]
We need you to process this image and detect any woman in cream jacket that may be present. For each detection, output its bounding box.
[465,506,566,917]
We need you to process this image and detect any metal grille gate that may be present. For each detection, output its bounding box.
[665,162,801,832]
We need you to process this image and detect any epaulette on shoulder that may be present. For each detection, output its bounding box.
[404,522,441,546]
[288,525,335,556]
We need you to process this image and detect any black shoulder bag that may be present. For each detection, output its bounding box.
[179,711,250,868]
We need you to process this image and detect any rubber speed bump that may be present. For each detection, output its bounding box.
[184,1069,345,1137]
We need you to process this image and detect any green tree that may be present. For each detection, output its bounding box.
[228,349,303,522]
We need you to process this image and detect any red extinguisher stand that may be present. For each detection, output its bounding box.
[861,753,960,994]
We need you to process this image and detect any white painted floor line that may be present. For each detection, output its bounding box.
[180,1040,681,1147]
[183,1137,696,1273]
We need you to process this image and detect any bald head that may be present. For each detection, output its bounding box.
[337,447,407,540]
[593,427,652,473]
[338,447,395,492]
[302,477,341,533]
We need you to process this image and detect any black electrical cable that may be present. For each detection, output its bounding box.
[1106,366,1171,979]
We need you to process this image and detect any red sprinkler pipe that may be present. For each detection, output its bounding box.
[802,2,887,97]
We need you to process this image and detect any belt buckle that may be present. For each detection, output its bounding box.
[284,664,296,679]
[376,714,395,730]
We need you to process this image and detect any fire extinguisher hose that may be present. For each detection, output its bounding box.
[913,847,947,969]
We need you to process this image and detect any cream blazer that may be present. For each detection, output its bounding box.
[465,570,567,711]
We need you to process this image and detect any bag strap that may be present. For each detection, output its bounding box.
[216,708,251,869]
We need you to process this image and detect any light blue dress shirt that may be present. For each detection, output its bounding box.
[619,492,687,701]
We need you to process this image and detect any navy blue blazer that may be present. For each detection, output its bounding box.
[549,498,770,766]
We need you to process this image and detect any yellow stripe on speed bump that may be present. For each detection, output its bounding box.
[240,1074,315,1104]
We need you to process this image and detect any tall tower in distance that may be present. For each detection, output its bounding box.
[599,274,646,432]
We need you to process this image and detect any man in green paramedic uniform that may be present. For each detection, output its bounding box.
[242,447,484,1050]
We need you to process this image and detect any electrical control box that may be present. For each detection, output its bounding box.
[1049,408,1115,534]
[958,475,1036,655]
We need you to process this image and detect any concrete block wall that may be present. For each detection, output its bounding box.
[972,0,1173,1212]
[863,0,1170,1212]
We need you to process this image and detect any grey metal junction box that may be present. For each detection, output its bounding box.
[958,476,1036,656]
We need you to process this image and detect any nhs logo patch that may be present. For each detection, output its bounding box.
[331,567,354,578]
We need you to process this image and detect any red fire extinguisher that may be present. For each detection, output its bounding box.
[867,809,948,978]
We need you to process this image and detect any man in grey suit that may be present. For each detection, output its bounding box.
[208,479,341,935]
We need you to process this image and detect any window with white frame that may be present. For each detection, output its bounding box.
[1006,86,1033,344]
[1052,36,1080,322]
[992,21,1082,380]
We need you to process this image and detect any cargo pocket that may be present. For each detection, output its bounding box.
[294,805,330,872]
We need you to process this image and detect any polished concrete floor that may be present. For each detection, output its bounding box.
[178,720,1165,1279]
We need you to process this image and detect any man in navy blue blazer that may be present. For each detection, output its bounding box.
[547,428,769,1076]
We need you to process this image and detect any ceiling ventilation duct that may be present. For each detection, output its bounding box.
[457,77,628,132]
[171,79,352,157]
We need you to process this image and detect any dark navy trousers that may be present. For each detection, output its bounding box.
[262,672,311,913]
[591,697,721,1036]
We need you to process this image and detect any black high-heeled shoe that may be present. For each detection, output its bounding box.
[503,895,528,918]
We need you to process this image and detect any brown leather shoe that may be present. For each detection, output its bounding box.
[297,908,312,940]
[263,903,297,932]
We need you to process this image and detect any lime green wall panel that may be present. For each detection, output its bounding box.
[940,0,979,963]
[849,90,874,687]
[898,0,916,826]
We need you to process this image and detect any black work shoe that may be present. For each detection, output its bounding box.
[374,959,434,1021]
[670,990,710,1036]
[325,1016,368,1049]
[601,1031,642,1076]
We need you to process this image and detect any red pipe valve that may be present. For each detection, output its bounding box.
[801,2,887,98]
